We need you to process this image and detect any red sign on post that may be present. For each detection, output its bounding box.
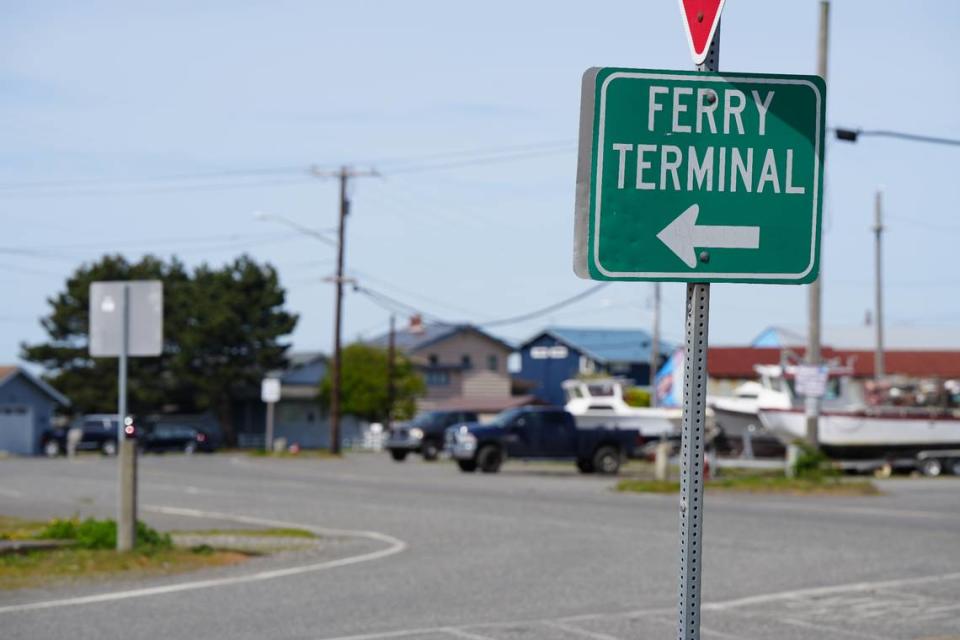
[678,0,726,64]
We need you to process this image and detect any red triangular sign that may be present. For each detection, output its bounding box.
[679,0,726,65]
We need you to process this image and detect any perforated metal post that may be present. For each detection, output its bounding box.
[677,283,710,639]
[677,23,719,640]
[117,284,136,552]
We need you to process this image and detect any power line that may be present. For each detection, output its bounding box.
[386,146,575,175]
[480,284,611,328]
[352,284,449,325]
[0,177,316,199]
[348,268,489,319]
[0,139,577,198]
[365,139,574,168]
[0,167,310,192]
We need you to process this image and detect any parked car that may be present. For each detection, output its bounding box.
[41,415,120,457]
[386,410,478,461]
[139,421,215,454]
[445,406,643,475]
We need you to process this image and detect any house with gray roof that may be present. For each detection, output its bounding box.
[0,366,70,455]
[515,327,675,406]
[370,318,533,416]
[233,352,365,449]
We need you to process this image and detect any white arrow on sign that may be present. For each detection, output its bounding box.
[656,204,760,268]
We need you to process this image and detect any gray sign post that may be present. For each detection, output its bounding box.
[261,377,281,453]
[675,24,719,640]
[90,281,163,552]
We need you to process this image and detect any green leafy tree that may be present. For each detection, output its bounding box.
[21,254,297,444]
[319,343,424,423]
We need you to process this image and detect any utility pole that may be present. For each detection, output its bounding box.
[874,189,885,380]
[805,0,830,447]
[650,283,660,408]
[312,165,377,455]
[386,314,396,432]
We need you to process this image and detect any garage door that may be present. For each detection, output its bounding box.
[0,405,34,455]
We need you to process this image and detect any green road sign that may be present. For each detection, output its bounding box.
[574,67,826,284]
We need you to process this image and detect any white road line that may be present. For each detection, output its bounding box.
[308,570,960,640]
[703,571,960,611]
[0,504,407,615]
[541,619,624,640]
[648,614,743,640]
[441,628,498,640]
[779,614,894,640]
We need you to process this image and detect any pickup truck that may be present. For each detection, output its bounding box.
[386,410,479,461]
[445,406,642,475]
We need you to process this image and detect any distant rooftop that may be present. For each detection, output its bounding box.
[524,327,676,364]
[752,326,960,351]
[368,321,513,353]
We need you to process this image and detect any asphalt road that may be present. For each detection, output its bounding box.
[1,453,958,640]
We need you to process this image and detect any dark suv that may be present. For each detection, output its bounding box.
[140,421,215,454]
[41,415,120,457]
[386,410,478,461]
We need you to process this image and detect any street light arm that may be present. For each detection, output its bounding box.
[833,127,960,147]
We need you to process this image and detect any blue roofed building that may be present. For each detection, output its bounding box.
[514,327,675,406]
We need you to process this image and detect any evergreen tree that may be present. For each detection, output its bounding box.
[21,254,297,444]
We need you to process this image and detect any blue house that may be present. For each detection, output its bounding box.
[515,327,674,406]
[0,366,70,455]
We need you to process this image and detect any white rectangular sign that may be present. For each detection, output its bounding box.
[261,378,282,404]
[89,281,163,357]
[794,365,829,398]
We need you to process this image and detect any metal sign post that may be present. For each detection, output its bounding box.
[261,378,281,453]
[676,25,720,640]
[90,280,163,553]
[116,285,137,552]
[573,4,825,637]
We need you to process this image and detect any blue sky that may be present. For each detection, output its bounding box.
[1,1,958,364]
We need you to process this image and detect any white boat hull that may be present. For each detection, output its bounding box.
[759,408,960,459]
[573,408,681,438]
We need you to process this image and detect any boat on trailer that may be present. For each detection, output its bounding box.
[562,378,683,439]
[708,363,859,457]
[760,379,960,473]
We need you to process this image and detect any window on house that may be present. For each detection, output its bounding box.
[462,355,472,370]
[428,354,438,366]
[426,371,450,386]
[487,354,498,371]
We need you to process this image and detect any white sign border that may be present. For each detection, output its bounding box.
[590,71,823,282]
[678,0,727,65]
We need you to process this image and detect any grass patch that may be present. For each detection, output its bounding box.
[0,515,256,590]
[617,474,879,496]
[0,516,47,541]
[0,547,247,590]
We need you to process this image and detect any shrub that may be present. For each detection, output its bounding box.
[624,388,652,408]
[37,517,171,551]
[792,441,837,479]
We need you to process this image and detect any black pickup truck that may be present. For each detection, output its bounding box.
[445,406,642,475]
